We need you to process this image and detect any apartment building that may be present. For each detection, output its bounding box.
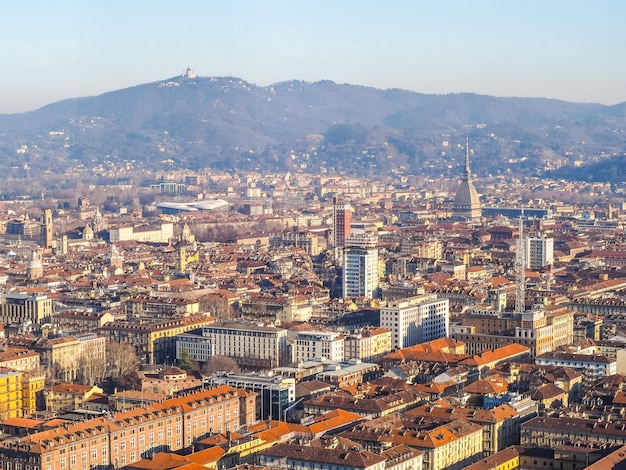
[344,326,392,362]
[0,369,23,421]
[343,233,379,299]
[0,347,40,372]
[405,403,520,457]
[535,351,617,387]
[177,322,290,368]
[100,315,215,365]
[381,294,449,350]
[52,309,117,332]
[259,442,387,470]
[0,385,256,470]
[453,305,573,358]
[0,368,45,420]
[123,296,200,319]
[388,419,484,470]
[33,336,81,382]
[525,235,554,270]
[521,416,626,447]
[294,330,345,363]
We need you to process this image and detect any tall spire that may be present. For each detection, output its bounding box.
[452,133,481,221]
[464,133,471,178]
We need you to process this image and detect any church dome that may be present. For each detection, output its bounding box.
[453,179,480,209]
[26,251,44,280]
[27,251,42,270]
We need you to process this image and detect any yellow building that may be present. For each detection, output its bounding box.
[0,368,22,420]
[344,327,392,362]
[33,336,81,382]
[22,372,45,416]
[406,402,520,457]
[46,383,104,413]
[101,314,215,364]
[388,419,484,470]
[455,305,573,359]
[465,445,521,470]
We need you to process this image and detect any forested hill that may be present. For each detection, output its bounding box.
[1,75,625,181]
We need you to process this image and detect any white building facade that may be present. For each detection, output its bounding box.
[381,294,450,350]
[342,233,379,299]
[293,331,345,363]
[177,322,289,368]
[525,236,554,270]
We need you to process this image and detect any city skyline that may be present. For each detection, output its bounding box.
[2,0,626,114]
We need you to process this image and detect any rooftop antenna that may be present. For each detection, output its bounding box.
[515,210,526,313]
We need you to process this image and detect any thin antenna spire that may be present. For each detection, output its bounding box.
[515,210,526,313]
[464,133,471,177]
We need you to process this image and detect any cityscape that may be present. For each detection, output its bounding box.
[1,2,626,469]
[0,119,624,470]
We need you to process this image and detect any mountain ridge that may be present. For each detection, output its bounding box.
[1,75,625,181]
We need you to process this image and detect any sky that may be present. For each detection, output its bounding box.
[1,0,626,114]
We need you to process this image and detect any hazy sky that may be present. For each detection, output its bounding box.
[2,0,625,114]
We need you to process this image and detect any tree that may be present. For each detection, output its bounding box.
[106,341,139,379]
[202,355,241,375]
[198,294,237,320]
[178,349,193,371]
[76,352,104,385]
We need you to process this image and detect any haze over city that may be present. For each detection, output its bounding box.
[2,0,626,114]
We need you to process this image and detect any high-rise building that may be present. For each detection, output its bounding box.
[453,135,481,221]
[380,294,450,350]
[342,233,379,299]
[525,236,554,270]
[40,209,53,249]
[332,197,352,249]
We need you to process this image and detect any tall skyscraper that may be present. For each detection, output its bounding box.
[332,197,352,249]
[453,135,481,221]
[342,233,379,299]
[40,209,53,249]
